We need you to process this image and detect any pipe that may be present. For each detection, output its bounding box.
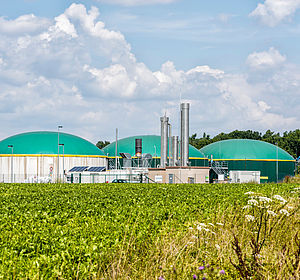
[160,116,169,168]
[171,136,179,166]
[168,124,172,166]
[180,103,190,166]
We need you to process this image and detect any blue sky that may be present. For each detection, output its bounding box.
[0,0,299,142]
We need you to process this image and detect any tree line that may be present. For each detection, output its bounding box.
[97,129,300,159]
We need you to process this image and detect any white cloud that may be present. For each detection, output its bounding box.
[246,47,286,70]
[96,0,177,6]
[258,101,271,112]
[84,64,137,97]
[0,3,299,142]
[0,14,51,35]
[250,0,300,27]
[217,14,232,23]
[186,65,224,79]
[53,14,78,38]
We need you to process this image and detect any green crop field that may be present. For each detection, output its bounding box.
[0,183,299,279]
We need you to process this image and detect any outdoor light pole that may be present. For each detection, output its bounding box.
[276,142,279,183]
[115,128,118,170]
[59,144,65,183]
[296,144,299,175]
[154,145,157,167]
[8,145,13,183]
[57,125,63,181]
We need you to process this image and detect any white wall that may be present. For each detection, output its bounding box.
[229,170,261,184]
[0,155,107,183]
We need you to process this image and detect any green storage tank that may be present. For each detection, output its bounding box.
[0,131,106,156]
[103,135,208,168]
[0,131,106,183]
[200,139,296,182]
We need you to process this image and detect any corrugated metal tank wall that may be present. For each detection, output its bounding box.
[0,156,106,183]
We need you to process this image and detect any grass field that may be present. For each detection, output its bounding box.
[0,183,299,279]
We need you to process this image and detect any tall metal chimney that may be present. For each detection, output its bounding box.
[160,116,169,168]
[170,136,179,166]
[168,123,172,166]
[135,139,142,158]
[180,103,190,166]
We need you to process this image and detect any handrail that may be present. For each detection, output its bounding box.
[143,174,157,183]
[173,174,184,183]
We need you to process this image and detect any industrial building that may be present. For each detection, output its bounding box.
[200,139,296,183]
[0,102,296,184]
[0,131,107,183]
[101,103,211,184]
[103,135,209,168]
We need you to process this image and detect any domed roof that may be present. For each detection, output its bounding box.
[103,135,206,158]
[0,131,105,156]
[200,139,294,161]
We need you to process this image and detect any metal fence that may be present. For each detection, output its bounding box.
[0,174,56,183]
[67,173,150,184]
[0,173,151,184]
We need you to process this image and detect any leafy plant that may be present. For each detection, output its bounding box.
[0,183,298,279]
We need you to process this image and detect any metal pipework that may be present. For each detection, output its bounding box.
[180,103,190,166]
[135,138,142,158]
[160,116,169,168]
[168,124,172,166]
[170,136,179,166]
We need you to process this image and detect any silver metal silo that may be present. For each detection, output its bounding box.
[180,103,190,166]
[170,135,179,166]
[160,116,169,168]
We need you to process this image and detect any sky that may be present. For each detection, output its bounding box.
[0,0,299,144]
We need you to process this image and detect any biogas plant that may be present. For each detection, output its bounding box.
[0,103,297,184]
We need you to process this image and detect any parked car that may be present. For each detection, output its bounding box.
[111,179,128,183]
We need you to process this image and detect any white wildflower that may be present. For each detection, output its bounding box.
[267,210,277,217]
[245,191,256,195]
[287,205,293,209]
[216,222,224,226]
[188,227,194,230]
[215,244,221,250]
[197,225,209,231]
[279,209,290,216]
[243,205,252,210]
[258,196,272,203]
[198,223,207,227]
[273,195,287,204]
[245,215,255,222]
[196,225,202,231]
[248,199,259,206]
[208,223,215,227]
[294,187,300,191]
